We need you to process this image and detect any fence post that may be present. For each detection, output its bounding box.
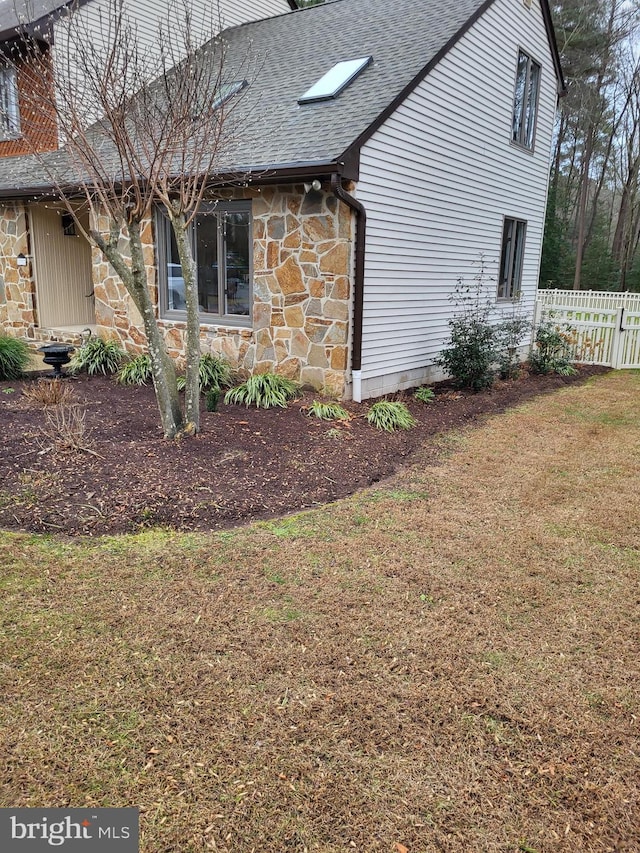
[611,306,624,369]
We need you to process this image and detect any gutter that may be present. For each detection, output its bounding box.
[331,172,365,403]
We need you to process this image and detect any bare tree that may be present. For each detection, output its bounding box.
[8,0,250,437]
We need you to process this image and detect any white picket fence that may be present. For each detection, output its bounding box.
[534,289,640,369]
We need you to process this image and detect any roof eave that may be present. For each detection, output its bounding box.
[0,155,359,201]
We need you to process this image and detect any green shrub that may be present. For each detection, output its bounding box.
[117,354,152,386]
[306,400,349,421]
[414,386,435,404]
[176,353,233,393]
[69,336,124,376]
[366,400,416,432]
[205,388,220,412]
[0,334,29,380]
[529,321,577,376]
[435,264,499,392]
[225,373,299,408]
[495,316,531,380]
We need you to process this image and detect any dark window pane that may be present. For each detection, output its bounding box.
[512,221,526,296]
[524,61,540,147]
[498,219,514,299]
[224,211,251,316]
[195,213,219,315]
[498,218,526,299]
[166,224,185,311]
[512,51,528,143]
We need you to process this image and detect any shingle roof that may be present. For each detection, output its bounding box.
[0,0,562,195]
[0,0,72,40]
[218,0,488,172]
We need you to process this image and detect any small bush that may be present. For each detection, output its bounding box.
[205,388,220,412]
[367,400,416,432]
[436,316,497,392]
[225,373,299,409]
[117,354,152,386]
[414,386,435,404]
[529,321,577,376]
[69,337,124,376]
[306,400,350,421]
[176,353,233,393]
[435,263,499,392]
[23,379,75,407]
[40,403,95,455]
[496,316,531,379]
[0,334,29,380]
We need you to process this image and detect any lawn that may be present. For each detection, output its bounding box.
[0,370,638,852]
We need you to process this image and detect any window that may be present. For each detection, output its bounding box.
[511,50,540,149]
[0,65,20,139]
[498,218,526,299]
[157,202,252,324]
[298,56,372,104]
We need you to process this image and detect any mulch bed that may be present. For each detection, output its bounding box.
[0,365,607,536]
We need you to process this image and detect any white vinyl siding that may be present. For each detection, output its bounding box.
[356,0,556,396]
[70,0,292,47]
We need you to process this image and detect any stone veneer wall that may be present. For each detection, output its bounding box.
[0,203,37,336]
[94,184,354,397]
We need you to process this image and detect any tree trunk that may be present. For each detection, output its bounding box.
[573,127,594,290]
[170,210,200,433]
[93,219,184,439]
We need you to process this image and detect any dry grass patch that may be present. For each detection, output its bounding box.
[0,371,639,852]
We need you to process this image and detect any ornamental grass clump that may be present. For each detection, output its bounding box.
[23,378,76,407]
[414,386,435,404]
[366,400,416,432]
[117,354,152,386]
[306,400,350,421]
[176,353,233,393]
[69,336,124,376]
[225,373,299,409]
[0,334,30,380]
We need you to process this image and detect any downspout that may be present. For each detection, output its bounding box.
[331,173,365,402]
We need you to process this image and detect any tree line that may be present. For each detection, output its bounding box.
[542,0,640,291]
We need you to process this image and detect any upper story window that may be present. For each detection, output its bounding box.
[512,50,540,150]
[0,65,20,139]
[157,201,252,326]
[498,217,526,300]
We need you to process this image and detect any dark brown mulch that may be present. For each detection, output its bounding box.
[0,365,607,536]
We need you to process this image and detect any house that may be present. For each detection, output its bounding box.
[0,0,564,400]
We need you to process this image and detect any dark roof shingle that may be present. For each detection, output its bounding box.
[0,0,560,194]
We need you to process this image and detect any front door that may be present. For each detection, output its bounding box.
[29,204,94,329]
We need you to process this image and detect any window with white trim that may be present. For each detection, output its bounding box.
[498,218,526,300]
[0,65,20,139]
[512,49,540,149]
[157,201,252,324]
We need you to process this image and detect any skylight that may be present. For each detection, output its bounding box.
[298,56,372,104]
[212,80,248,110]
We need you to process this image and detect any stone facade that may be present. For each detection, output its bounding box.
[0,203,37,336]
[93,184,354,397]
[0,184,355,397]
